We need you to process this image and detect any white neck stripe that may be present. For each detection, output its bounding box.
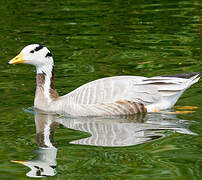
[37,63,53,103]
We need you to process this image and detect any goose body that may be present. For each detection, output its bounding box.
[8,44,200,116]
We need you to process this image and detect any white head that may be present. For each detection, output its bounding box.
[8,44,54,69]
[12,160,56,178]
[11,147,57,177]
[9,44,56,103]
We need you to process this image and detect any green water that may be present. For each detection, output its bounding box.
[0,0,202,179]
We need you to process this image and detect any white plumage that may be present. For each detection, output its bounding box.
[8,44,200,116]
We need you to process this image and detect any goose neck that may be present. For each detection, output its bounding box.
[36,64,58,103]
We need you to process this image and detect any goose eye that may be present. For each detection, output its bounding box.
[30,50,34,53]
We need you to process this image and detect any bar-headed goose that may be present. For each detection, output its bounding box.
[8,44,200,116]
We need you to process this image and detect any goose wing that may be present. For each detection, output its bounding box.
[54,75,199,115]
[60,76,161,105]
[60,75,199,105]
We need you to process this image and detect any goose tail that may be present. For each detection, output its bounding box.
[162,72,202,79]
[162,73,200,108]
[146,73,200,112]
[187,73,200,86]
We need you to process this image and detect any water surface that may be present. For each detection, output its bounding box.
[0,0,201,179]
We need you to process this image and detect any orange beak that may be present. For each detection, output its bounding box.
[11,160,25,164]
[8,53,25,64]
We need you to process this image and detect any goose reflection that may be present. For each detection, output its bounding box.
[12,112,59,178]
[12,110,196,177]
[59,113,195,146]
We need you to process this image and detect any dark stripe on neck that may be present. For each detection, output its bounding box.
[36,66,55,90]
[35,121,58,148]
[36,73,46,87]
[50,66,55,89]
[36,66,59,99]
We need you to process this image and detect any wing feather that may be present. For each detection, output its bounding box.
[59,75,198,108]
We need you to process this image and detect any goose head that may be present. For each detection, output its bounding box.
[8,44,54,69]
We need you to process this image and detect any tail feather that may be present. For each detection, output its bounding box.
[188,74,200,87]
[162,72,202,79]
[143,73,200,111]
[162,74,200,108]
